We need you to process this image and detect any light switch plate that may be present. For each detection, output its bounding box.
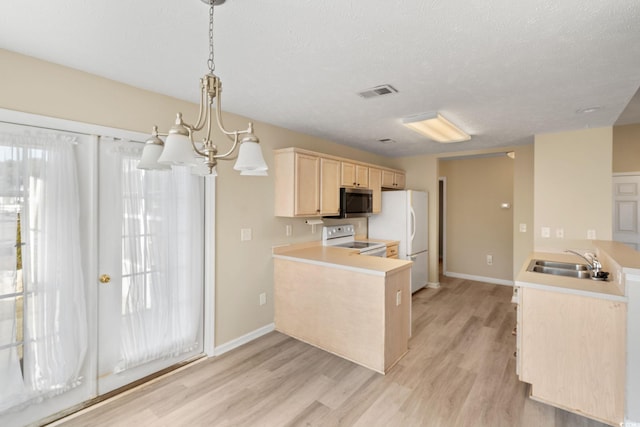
[541,227,550,238]
[519,223,527,233]
[587,229,596,239]
[241,228,252,241]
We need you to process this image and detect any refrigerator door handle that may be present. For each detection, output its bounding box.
[409,206,416,242]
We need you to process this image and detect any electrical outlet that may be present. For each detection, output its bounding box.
[240,228,252,241]
[259,293,266,306]
[541,227,550,238]
[587,229,596,239]
[396,290,402,306]
[556,228,564,238]
[486,254,493,265]
[285,224,292,237]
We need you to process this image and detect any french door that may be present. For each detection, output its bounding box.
[97,139,204,394]
[0,122,205,426]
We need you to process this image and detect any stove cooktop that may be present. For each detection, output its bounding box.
[332,241,382,249]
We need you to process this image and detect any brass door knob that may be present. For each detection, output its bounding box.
[99,274,111,284]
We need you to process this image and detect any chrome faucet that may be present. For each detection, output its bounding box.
[565,249,602,273]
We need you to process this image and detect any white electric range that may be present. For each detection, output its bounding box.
[322,225,387,257]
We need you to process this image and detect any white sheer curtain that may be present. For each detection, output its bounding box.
[0,130,87,412]
[110,139,203,372]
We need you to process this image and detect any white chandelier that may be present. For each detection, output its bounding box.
[138,0,268,176]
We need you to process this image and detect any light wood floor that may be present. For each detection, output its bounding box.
[57,276,608,427]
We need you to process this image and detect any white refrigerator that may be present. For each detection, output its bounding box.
[368,190,429,293]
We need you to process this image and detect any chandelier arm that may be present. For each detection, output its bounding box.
[184,125,207,157]
[213,132,240,159]
[213,78,252,137]
[205,94,215,142]
[191,80,210,132]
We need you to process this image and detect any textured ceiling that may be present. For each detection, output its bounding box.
[1,0,640,157]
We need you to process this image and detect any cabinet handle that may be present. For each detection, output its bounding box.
[512,327,517,336]
[353,182,357,186]
[99,274,111,284]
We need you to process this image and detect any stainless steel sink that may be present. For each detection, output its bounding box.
[527,259,592,279]
[530,260,589,271]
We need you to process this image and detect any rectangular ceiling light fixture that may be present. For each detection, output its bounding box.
[402,113,470,143]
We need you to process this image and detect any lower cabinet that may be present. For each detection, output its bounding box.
[386,243,399,259]
[274,258,410,374]
[519,287,626,426]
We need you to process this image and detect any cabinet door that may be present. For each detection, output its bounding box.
[381,170,395,188]
[369,167,382,214]
[356,165,369,188]
[320,158,340,215]
[295,153,320,216]
[340,161,356,187]
[386,244,398,258]
[520,287,625,425]
[394,173,406,189]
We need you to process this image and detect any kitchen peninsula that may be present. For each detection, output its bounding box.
[272,243,412,374]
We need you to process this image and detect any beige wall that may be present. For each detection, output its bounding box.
[613,123,640,173]
[0,48,396,346]
[534,127,613,251]
[513,145,535,274]
[439,155,514,281]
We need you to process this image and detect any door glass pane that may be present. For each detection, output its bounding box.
[98,139,204,393]
[0,124,95,426]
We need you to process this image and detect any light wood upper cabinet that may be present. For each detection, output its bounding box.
[294,153,321,216]
[340,162,356,187]
[274,149,340,217]
[319,158,340,215]
[369,167,382,214]
[341,162,369,188]
[356,165,369,188]
[381,170,405,189]
[274,147,404,217]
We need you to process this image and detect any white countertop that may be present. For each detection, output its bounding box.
[272,241,412,276]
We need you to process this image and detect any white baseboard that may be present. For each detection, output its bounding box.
[625,421,640,427]
[445,271,514,287]
[427,282,440,289]
[213,323,275,356]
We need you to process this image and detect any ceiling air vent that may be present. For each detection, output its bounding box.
[357,84,398,99]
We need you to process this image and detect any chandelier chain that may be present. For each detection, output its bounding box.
[208,3,215,73]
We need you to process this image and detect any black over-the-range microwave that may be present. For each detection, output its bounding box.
[325,187,373,218]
